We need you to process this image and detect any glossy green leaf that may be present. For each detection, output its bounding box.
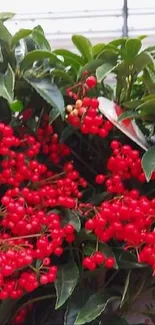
[25,76,64,116]
[108,38,127,47]
[0,64,14,103]
[97,49,118,65]
[118,111,140,122]
[72,35,93,62]
[142,147,155,181]
[133,51,154,72]
[136,98,155,116]
[122,99,143,109]
[51,69,74,83]
[32,25,51,51]
[79,59,103,78]
[61,209,81,232]
[0,45,3,63]
[0,21,12,44]
[0,299,18,325]
[143,68,155,93]
[124,38,141,61]
[54,49,84,66]
[11,29,32,48]
[138,35,147,40]
[75,292,120,325]
[114,249,147,269]
[49,107,60,124]
[55,260,79,309]
[0,12,15,21]
[120,271,131,307]
[60,125,75,142]
[96,63,115,82]
[92,43,105,57]
[64,286,93,325]
[105,316,129,324]
[20,50,59,71]
[26,118,38,132]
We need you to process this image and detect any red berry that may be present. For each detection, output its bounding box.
[86,76,97,88]
[95,174,105,184]
[93,252,105,264]
[105,257,115,269]
[85,219,95,230]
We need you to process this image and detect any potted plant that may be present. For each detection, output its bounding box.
[0,12,155,325]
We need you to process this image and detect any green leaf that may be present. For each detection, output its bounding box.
[136,98,155,116]
[0,64,15,103]
[92,43,105,57]
[62,209,81,232]
[55,260,79,309]
[133,51,154,73]
[138,35,147,40]
[143,68,155,93]
[87,192,109,205]
[120,270,131,308]
[20,50,59,71]
[54,49,84,66]
[49,107,61,124]
[118,111,140,122]
[0,299,18,325]
[26,118,38,132]
[0,12,15,21]
[0,21,12,44]
[142,147,155,181]
[72,35,93,62]
[24,76,64,116]
[108,38,127,48]
[122,99,143,109]
[97,49,118,65]
[64,286,93,325]
[105,316,129,324]
[78,59,103,78]
[124,38,141,61]
[114,249,147,269]
[32,25,51,51]
[51,69,74,83]
[96,63,115,82]
[75,292,120,325]
[60,125,75,142]
[11,29,32,48]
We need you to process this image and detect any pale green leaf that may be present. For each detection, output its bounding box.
[0,12,15,21]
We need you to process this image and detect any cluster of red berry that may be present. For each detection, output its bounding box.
[37,115,71,164]
[83,252,115,270]
[66,76,113,137]
[95,140,154,194]
[0,122,88,300]
[79,140,155,272]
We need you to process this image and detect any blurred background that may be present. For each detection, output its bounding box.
[1,0,155,49]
